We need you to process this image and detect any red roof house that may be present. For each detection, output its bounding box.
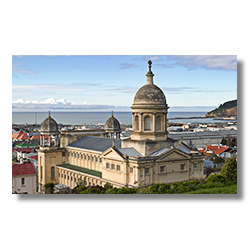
[12,132,29,140]
[200,145,229,156]
[12,163,37,176]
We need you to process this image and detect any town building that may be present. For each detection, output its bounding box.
[37,61,205,193]
[12,163,37,194]
[199,144,237,159]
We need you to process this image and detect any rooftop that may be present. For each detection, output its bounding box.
[67,136,121,152]
[57,163,102,178]
[12,163,37,176]
[117,148,142,157]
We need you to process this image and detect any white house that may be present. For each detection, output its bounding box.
[12,163,37,194]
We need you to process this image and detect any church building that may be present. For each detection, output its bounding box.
[37,61,204,193]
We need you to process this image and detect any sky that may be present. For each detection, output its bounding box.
[12,55,237,112]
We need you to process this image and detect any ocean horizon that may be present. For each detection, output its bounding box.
[12,111,232,125]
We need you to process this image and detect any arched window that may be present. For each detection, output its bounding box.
[134,115,139,131]
[51,166,55,180]
[156,116,161,131]
[144,116,151,131]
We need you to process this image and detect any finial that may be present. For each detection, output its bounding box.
[112,139,115,147]
[147,60,153,75]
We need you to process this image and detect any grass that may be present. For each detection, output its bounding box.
[183,184,237,194]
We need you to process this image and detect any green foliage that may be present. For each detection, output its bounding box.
[80,187,106,194]
[103,182,113,191]
[221,138,227,145]
[106,187,137,194]
[148,183,171,194]
[44,182,55,194]
[221,156,237,182]
[206,174,227,184]
[209,153,225,165]
[183,184,237,194]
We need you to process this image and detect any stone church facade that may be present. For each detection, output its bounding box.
[37,61,204,193]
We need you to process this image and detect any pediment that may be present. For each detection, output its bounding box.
[157,148,190,161]
[102,147,124,160]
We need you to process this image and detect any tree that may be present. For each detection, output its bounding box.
[44,182,55,194]
[209,153,225,165]
[221,156,237,182]
[221,138,227,145]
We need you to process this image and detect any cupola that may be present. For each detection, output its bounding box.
[130,61,169,141]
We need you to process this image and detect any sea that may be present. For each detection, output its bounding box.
[12,112,236,125]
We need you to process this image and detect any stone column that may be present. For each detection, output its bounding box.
[142,167,145,182]
[163,113,166,132]
[151,165,154,183]
[140,113,143,132]
[153,113,156,132]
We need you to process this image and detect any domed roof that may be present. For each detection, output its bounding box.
[132,60,167,106]
[40,112,58,134]
[104,112,120,132]
[133,83,166,105]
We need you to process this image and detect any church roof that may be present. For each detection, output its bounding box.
[40,112,58,134]
[133,83,167,106]
[117,148,142,157]
[67,136,121,152]
[104,111,120,132]
[57,163,102,178]
[149,148,170,156]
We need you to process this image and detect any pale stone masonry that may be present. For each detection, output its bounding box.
[38,61,204,193]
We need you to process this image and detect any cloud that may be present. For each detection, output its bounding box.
[161,87,199,92]
[107,87,139,93]
[133,55,163,61]
[12,82,102,93]
[154,63,173,68]
[12,61,42,75]
[12,99,130,112]
[120,63,138,69]
[13,97,81,105]
[12,73,19,79]
[167,55,237,70]
[161,86,232,93]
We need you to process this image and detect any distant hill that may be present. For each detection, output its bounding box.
[206,100,237,117]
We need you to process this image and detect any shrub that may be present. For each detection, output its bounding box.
[148,183,171,194]
[221,156,237,182]
[206,174,228,184]
[80,187,105,194]
[105,187,137,194]
[44,182,55,194]
[103,182,113,191]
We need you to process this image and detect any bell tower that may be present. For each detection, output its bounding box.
[130,60,169,141]
[37,112,66,193]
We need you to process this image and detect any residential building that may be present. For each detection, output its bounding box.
[12,163,37,194]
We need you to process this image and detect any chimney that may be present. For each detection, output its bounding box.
[218,144,220,149]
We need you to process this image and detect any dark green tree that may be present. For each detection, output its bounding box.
[221,156,237,183]
[44,182,55,194]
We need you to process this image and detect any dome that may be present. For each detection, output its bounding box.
[133,83,166,105]
[104,112,121,132]
[40,112,58,134]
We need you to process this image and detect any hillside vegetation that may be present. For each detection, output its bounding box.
[206,99,237,117]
